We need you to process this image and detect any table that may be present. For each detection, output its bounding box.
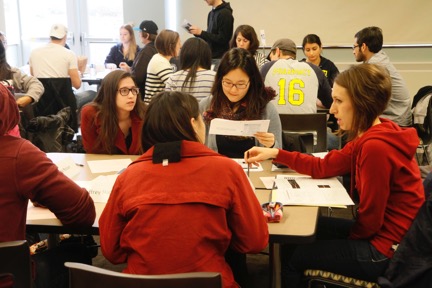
[26,153,319,288]
[251,161,318,288]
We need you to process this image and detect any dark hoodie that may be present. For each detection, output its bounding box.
[198,1,234,59]
[274,118,424,258]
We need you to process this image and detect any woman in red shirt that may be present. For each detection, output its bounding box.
[99,91,268,288]
[245,63,424,286]
[81,70,146,154]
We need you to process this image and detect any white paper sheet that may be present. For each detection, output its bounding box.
[273,175,354,207]
[86,174,118,203]
[55,156,81,179]
[209,118,270,136]
[87,159,132,174]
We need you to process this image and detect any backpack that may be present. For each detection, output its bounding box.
[411,86,432,144]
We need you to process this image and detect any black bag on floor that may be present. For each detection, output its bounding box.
[31,236,97,288]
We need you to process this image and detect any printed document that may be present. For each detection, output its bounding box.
[209,118,270,136]
[272,175,354,207]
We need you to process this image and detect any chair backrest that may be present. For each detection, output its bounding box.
[279,113,328,153]
[35,78,78,132]
[65,262,223,288]
[0,240,32,288]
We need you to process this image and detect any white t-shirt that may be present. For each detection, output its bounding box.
[29,43,78,78]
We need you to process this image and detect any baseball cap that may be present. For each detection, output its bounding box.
[133,20,158,35]
[50,23,68,39]
[267,38,297,60]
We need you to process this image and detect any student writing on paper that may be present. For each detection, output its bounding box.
[245,64,425,286]
[199,48,282,158]
[81,70,146,154]
[99,91,268,288]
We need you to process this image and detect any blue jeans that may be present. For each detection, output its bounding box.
[281,217,390,288]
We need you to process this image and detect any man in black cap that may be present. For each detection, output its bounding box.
[120,20,158,96]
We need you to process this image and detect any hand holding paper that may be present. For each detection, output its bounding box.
[209,118,270,136]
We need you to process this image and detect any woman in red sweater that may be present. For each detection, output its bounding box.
[81,70,146,154]
[245,63,425,286]
[99,91,268,288]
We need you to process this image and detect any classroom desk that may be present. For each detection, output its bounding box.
[251,160,318,288]
[26,153,318,288]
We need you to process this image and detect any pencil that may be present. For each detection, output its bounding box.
[246,151,250,177]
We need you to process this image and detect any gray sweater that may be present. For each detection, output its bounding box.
[199,95,282,153]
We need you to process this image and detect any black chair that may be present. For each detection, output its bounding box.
[0,240,32,288]
[65,262,223,288]
[279,113,328,153]
[35,78,78,132]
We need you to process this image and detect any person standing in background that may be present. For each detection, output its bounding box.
[120,20,158,95]
[105,24,140,68]
[300,34,339,88]
[353,26,412,127]
[188,0,234,64]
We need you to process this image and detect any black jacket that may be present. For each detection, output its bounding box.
[198,1,234,59]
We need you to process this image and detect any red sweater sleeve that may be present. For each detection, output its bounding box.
[80,105,99,154]
[349,140,390,239]
[274,146,352,179]
[18,141,96,227]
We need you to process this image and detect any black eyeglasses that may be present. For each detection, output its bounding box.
[118,87,139,96]
[352,44,359,50]
[222,80,249,90]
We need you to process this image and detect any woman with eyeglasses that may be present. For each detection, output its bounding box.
[81,70,146,154]
[199,47,282,158]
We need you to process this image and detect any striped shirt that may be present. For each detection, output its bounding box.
[144,54,174,104]
[165,70,216,102]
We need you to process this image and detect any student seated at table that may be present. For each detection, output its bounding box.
[104,24,140,68]
[80,70,146,155]
[165,37,215,102]
[245,63,425,287]
[99,91,268,288]
[199,47,282,158]
[0,83,96,242]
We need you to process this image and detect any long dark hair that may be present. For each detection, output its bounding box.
[179,38,212,91]
[0,41,12,80]
[141,91,201,152]
[229,25,260,55]
[89,70,145,153]
[210,48,275,120]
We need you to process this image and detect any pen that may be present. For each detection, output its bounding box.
[75,163,84,167]
[246,151,250,177]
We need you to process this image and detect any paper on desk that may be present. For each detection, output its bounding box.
[272,175,354,207]
[260,176,276,189]
[55,156,81,179]
[83,174,118,203]
[87,159,132,173]
[232,158,263,172]
[209,118,270,136]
